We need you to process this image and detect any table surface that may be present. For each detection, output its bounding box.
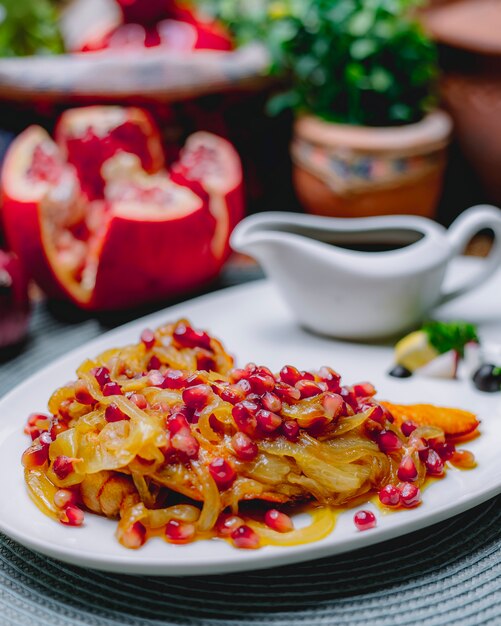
[1,260,501,626]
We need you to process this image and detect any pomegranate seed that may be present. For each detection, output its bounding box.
[218,385,246,405]
[182,384,211,410]
[264,509,294,533]
[300,371,315,381]
[341,387,359,411]
[167,412,190,434]
[229,368,248,383]
[102,382,122,396]
[140,328,156,350]
[245,362,257,374]
[121,521,146,548]
[171,432,199,459]
[209,458,236,489]
[74,381,95,405]
[196,353,216,371]
[231,525,260,549]
[248,373,275,395]
[424,449,444,476]
[354,510,376,531]
[256,409,282,433]
[378,484,400,507]
[433,441,456,461]
[60,505,84,526]
[148,369,164,386]
[401,421,417,437]
[399,482,421,507]
[26,413,49,427]
[165,519,196,544]
[261,392,282,413]
[398,455,418,482]
[352,382,376,398]
[232,401,259,435]
[295,380,323,398]
[281,420,300,441]
[21,436,51,468]
[54,488,78,509]
[147,355,162,371]
[173,323,211,351]
[364,418,383,441]
[279,365,302,386]
[161,369,186,389]
[363,404,385,424]
[185,373,205,387]
[49,418,67,440]
[274,382,301,403]
[231,432,258,461]
[52,456,79,480]
[318,367,341,392]
[377,430,402,453]
[322,393,344,418]
[129,393,148,409]
[236,378,252,394]
[105,403,129,423]
[216,513,244,536]
[94,367,111,388]
[451,449,476,469]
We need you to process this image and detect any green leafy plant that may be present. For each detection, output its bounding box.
[422,321,479,357]
[0,0,64,57]
[199,0,437,126]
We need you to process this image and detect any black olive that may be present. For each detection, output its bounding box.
[472,364,501,393]
[388,365,412,379]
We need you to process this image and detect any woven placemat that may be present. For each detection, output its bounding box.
[1,299,501,626]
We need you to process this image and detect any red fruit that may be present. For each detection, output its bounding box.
[60,505,84,526]
[274,382,301,403]
[21,433,51,468]
[261,392,282,413]
[398,455,418,482]
[279,365,302,386]
[173,323,211,350]
[231,525,260,549]
[196,352,216,371]
[105,403,129,422]
[215,513,244,536]
[401,420,417,437]
[399,482,421,507]
[120,521,146,548]
[433,441,456,461]
[377,430,402,454]
[217,384,246,405]
[354,510,376,531]
[0,249,30,348]
[231,432,258,461]
[102,382,123,396]
[54,488,78,509]
[318,366,341,392]
[146,355,162,371]
[165,519,196,544]
[129,393,148,409]
[281,420,300,442]
[232,401,258,436]
[424,449,445,476]
[264,509,294,533]
[52,455,79,480]
[352,382,376,398]
[1,119,243,311]
[171,431,199,458]
[208,458,236,490]
[167,412,190,435]
[256,409,282,433]
[295,380,323,399]
[322,393,344,419]
[378,484,400,507]
[74,380,95,405]
[162,369,187,389]
[140,328,156,350]
[116,0,170,25]
[149,370,165,387]
[248,373,275,395]
[182,384,211,410]
[93,366,111,388]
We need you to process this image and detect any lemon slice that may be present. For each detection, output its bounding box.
[394,330,439,371]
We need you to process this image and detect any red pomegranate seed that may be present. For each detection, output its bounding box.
[231,525,260,549]
[26,413,49,427]
[218,384,246,405]
[354,510,376,531]
[364,404,385,424]
[364,418,383,441]
[229,368,248,383]
[295,380,323,399]
[209,458,236,490]
[147,355,162,371]
[129,393,148,409]
[378,484,400,507]
[171,432,200,459]
[264,509,294,533]
[54,488,78,509]
[236,378,252,394]
[322,393,344,418]
[165,519,196,544]
[256,409,282,433]
[140,328,156,350]
[282,420,300,441]
[161,369,186,389]
[53,456,79,480]
[433,441,456,461]
[377,430,402,453]
[424,449,444,476]
[399,482,421,507]
[231,432,258,461]
[398,455,418,482]
[173,323,211,351]
[121,521,146,548]
[318,366,341,392]
[102,382,122,396]
[74,381,95,405]
[167,412,190,435]
[261,392,282,413]
[49,418,67,440]
[451,449,476,469]
[248,373,276,395]
[274,382,301,403]
[182,384,211,410]
[341,387,359,411]
[185,373,205,387]
[401,421,417,437]
[216,513,244,536]
[232,401,259,436]
[197,353,216,371]
[300,371,315,381]
[352,382,376,398]
[60,505,84,526]
[94,367,111,388]
[105,403,129,423]
[21,435,51,469]
[148,369,164,387]
[279,365,302,386]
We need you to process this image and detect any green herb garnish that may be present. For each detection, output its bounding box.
[422,321,479,357]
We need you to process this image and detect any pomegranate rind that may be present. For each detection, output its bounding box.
[381,402,480,440]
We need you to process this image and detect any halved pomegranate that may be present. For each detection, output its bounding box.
[1,112,244,311]
[55,106,165,200]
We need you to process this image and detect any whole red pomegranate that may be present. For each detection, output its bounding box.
[0,250,30,348]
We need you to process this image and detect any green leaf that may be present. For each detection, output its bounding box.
[350,38,376,59]
[422,321,480,357]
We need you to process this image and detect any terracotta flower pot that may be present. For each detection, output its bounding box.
[291,111,452,219]
[424,0,501,206]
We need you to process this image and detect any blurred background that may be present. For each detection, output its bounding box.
[0,0,499,350]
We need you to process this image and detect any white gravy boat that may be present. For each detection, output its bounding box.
[231,205,501,339]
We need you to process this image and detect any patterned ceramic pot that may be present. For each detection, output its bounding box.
[291,110,452,219]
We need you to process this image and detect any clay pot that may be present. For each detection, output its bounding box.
[291,111,452,219]
[424,0,501,206]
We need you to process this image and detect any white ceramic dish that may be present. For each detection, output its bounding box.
[0,257,500,576]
